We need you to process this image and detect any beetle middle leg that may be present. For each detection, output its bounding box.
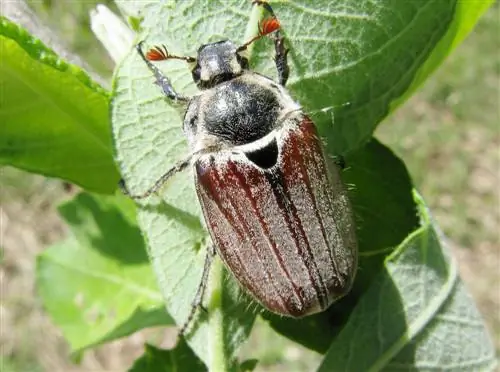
[179,244,216,336]
[119,156,192,199]
[119,145,222,199]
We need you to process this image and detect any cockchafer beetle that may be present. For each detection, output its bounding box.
[121,0,358,334]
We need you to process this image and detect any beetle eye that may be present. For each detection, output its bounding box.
[236,53,249,69]
[192,64,201,82]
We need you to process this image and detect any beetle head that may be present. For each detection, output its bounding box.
[192,40,249,90]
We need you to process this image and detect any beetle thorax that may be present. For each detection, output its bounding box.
[184,74,293,147]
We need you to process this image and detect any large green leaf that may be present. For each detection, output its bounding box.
[111,0,493,368]
[37,193,173,352]
[0,17,119,193]
[318,192,496,371]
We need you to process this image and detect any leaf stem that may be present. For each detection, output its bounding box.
[208,259,229,372]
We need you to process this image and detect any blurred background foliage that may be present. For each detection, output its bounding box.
[0,1,498,371]
[25,0,117,76]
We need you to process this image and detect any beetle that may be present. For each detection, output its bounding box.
[121,1,358,334]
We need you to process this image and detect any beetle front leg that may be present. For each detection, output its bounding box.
[136,41,190,102]
[273,31,290,86]
[253,1,290,86]
[119,156,191,199]
[179,245,216,337]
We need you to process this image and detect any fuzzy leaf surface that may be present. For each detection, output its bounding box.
[111,0,494,367]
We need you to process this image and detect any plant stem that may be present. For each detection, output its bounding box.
[208,259,229,372]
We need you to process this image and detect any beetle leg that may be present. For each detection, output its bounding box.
[273,32,290,86]
[333,155,346,170]
[253,1,289,86]
[120,144,223,199]
[119,156,191,199]
[136,41,190,102]
[179,245,216,336]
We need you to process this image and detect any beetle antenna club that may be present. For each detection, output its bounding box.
[145,44,196,63]
[124,0,358,339]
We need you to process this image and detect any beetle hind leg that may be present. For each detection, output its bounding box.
[179,245,216,337]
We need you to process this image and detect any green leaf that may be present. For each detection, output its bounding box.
[390,0,495,111]
[273,0,457,153]
[128,342,206,372]
[37,193,173,352]
[317,192,497,371]
[239,359,259,372]
[262,139,419,353]
[111,0,492,367]
[0,17,119,193]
